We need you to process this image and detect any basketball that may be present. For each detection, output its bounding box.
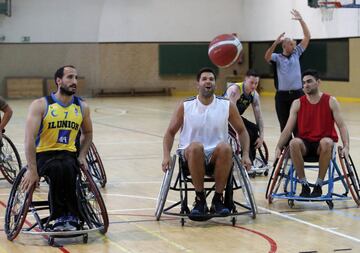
[208,34,243,68]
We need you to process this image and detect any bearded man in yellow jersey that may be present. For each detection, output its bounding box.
[22,65,93,231]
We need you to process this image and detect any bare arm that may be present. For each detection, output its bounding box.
[330,97,349,157]
[228,102,251,170]
[22,99,45,191]
[264,32,285,63]
[162,102,184,171]
[252,92,264,148]
[78,101,93,166]
[0,104,13,134]
[225,84,240,105]
[291,9,311,50]
[275,99,300,157]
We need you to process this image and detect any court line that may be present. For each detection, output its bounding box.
[119,216,193,253]
[257,206,360,243]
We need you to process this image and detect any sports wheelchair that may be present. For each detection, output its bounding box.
[86,142,107,188]
[265,146,360,209]
[228,127,270,177]
[0,133,22,184]
[4,164,109,245]
[155,150,257,226]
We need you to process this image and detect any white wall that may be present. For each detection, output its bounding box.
[0,0,359,42]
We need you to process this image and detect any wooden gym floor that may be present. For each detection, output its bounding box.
[0,95,359,253]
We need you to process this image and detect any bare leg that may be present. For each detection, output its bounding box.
[289,138,307,179]
[317,137,334,180]
[185,142,205,192]
[211,142,232,193]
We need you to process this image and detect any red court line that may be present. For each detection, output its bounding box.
[0,199,70,253]
[232,224,277,253]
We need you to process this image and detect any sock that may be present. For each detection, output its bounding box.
[212,192,223,202]
[315,178,324,186]
[299,177,309,186]
[195,190,206,202]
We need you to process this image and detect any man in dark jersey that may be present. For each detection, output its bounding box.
[275,69,349,198]
[21,65,93,231]
[225,69,264,165]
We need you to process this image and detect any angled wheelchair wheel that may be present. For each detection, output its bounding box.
[4,167,35,241]
[257,141,269,164]
[265,147,290,203]
[77,165,109,234]
[233,154,257,218]
[338,148,360,206]
[0,135,22,184]
[86,142,107,188]
[155,154,176,221]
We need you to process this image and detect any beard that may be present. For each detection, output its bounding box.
[60,86,76,96]
[200,87,215,98]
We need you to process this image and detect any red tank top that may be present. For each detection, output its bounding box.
[297,93,338,142]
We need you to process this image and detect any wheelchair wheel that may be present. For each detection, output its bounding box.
[86,142,107,188]
[338,148,360,206]
[257,141,269,165]
[233,154,257,218]
[0,135,22,184]
[265,147,290,203]
[77,165,109,234]
[155,154,176,221]
[4,167,35,241]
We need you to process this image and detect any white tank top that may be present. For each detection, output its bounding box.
[179,95,229,150]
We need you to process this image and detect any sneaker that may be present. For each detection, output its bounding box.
[299,184,311,198]
[52,215,79,231]
[210,195,230,216]
[190,196,208,216]
[310,185,322,198]
[52,216,67,231]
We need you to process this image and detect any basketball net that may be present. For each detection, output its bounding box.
[318,1,341,21]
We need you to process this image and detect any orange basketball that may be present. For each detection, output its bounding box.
[208,34,243,68]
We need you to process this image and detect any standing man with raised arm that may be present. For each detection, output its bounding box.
[264,9,311,132]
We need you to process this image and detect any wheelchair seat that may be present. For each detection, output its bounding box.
[265,145,360,209]
[155,150,257,226]
[4,164,109,245]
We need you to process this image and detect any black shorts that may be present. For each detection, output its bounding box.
[179,156,215,177]
[303,139,320,159]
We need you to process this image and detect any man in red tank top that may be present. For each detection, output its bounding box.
[275,69,350,198]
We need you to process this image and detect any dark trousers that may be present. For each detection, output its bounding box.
[275,89,304,132]
[37,151,80,220]
[241,116,259,163]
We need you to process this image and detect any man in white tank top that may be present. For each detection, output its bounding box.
[162,68,251,217]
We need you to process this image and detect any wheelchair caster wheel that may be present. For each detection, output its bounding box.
[326,200,334,210]
[48,237,54,246]
[181,218,185,226]
[231,217,236,226]
[83,234,88,244]
[268,195,273,204]
[288,199,294,208]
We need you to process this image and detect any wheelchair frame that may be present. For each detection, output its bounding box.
[4,164,109,245]
[155,152,257,226]
[86,142,107,188]
[0,134,22,184]
[228,129,270,177]
[265,146,360,209]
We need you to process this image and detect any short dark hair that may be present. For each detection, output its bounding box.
[302,69,320,80]
[196,67,216,81]
[245,69,259,78]
[54,65,76,85]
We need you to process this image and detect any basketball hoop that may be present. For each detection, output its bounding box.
[318,1,340,21]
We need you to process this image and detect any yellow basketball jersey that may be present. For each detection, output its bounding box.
[36,94,83,153]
